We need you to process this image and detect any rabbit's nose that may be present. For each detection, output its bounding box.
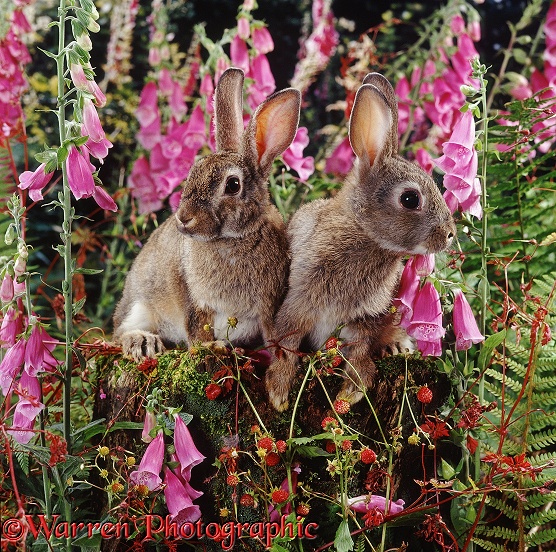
[175,213,196,234]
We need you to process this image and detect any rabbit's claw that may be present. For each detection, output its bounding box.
[266,360,293,412]
[120,330,165,362]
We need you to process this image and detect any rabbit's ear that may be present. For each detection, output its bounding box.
[349,84,394,167]
[214,67,245,152]
[244,88,301,175]
[362,73,399,155]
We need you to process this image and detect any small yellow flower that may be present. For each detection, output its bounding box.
[126,457,136,467]
[408,433,421,446]
[99,469,109,479]
[227,317,238,328]
[256,447,267,459]
[220,508,229,517]
[98,446,110,457]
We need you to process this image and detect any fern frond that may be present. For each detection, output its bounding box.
[471,537,507,552]
[524,507,556,529]
[473,525,519,541]
[525,527,556,546]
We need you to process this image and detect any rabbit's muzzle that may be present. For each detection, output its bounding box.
[175,210,220,240]
[426,217,456,253]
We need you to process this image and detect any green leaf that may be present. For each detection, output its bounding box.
[477,330,507,372]
[72,296,86,316]
[74,267,103,275]
[287,436,314,446]
[334,519,354,552]
[441,458,456,480]
[294,445,331,458]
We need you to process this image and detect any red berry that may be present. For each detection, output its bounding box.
[271,489,289,504]
[226,473,239,486]
[417,386,433,404]
[334,399,351,415]
[276,440,287,453]
[341,440,352,451]
[325,337,338,350]
[321,416,339,430]
[205,383,222,400]
[296,503,310,516]
[325,440,337,453]
[265,452,280,466]
[257,436,274,452]
[331,355,343,367]
[360,448,377,464]
[240,494,255,507]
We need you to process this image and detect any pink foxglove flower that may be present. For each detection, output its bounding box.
[252,26,274,54]
[129,431,164,491]
[66,145,96,200]
[0,273,14,303]
[282,127,315,181]
[414,254,436,277]
[325,137,354,176]
[348,495,405,515]
[163,468,202,525]
[434,110,482,218]
[136,81,159,128]
[0,306,23,348]
[92,186,117,211]
[82,98,106,143]
[237,17,250,40]
[392,257,420,328]
[407,281,445,354]
[8,407,36,444]
[230,36,250,73]
[173,414,205,482]
[0,339,25,396]
[23,322,60,378]
[12,371,45,426]
[417,338,443,357]
[141,409,157,443]
[453,289,484,350]
[18,164,54,202]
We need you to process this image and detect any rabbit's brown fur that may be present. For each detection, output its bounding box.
[265,73,456,410]
[113,68,300,361]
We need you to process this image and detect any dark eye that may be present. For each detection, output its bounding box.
[224,176,241,195]
[399,189,421,210]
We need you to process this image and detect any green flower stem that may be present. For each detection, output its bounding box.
[55,1,74,549]
[288,359,313,440]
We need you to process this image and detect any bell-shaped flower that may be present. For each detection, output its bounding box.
[82,98,105,143]
[84,134,113,161]
[163,468,202,525]
[128,156,162,214]
[1,273,14,304]
[413,254,436,277]
[141,409,157,443]
[66,145,95,200]
[282,127,315,181]
[0,306,23,348]
[230,36,250,73]
[407,281,445,346]
[392,257,420,328]
[173,414,205,482]
[129,431,164,491]
[136,82,160,128]
[348,495,405,515]
[169,83,187,122]
[69,62,90,91]
[325,137,354,176]
[92,186,117,211]
[12,371,44,424]
[417,338,443,357]
[237,17,250,40]
[453,289,484,350]
[252,26,274,54]
[18,163,55,202]
[7,407,37,444]
[0,339,25,396]
[24,322,60,377]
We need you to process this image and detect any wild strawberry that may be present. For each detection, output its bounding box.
[334,399,351,415]
[265,452,280,466]
[341,440,352,451]
[240,493,255,507]
[325,337,337,350]
[325,440,336,453]
[276,440,287,453]
[271,489,289,504]
[321,416,339,430]
[417,386,433,404]
[331,355,343,367]
[360,448,377,464]
[205,383,222,400]
[226,473,239,487]
[296,503,310,516]
[257,436,274,452]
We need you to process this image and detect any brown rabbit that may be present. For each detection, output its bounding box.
[265,73,456,411]
[113,68,301,361]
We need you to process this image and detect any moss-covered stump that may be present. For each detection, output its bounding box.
[93,345,453,551]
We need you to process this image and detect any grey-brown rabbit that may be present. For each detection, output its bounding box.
[113,68,301,361]
[265,73,456,411]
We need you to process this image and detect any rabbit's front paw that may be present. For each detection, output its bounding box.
[266,359,295,412]
[120,331,165,362]
[379,326,416,357]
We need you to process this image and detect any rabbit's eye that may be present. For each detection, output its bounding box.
[399,190,421,210]
[224,176,241,195]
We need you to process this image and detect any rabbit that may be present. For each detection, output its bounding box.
[113,67,301,362]
[265,73,456,411]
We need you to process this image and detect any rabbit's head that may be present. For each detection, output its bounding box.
[345,73,456,255]
[175,68,301,241]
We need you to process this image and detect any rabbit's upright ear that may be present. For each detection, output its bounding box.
[362,73,399,155]
[244,88,301,176]
[349,83,395,167]
[214,67,245,152]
